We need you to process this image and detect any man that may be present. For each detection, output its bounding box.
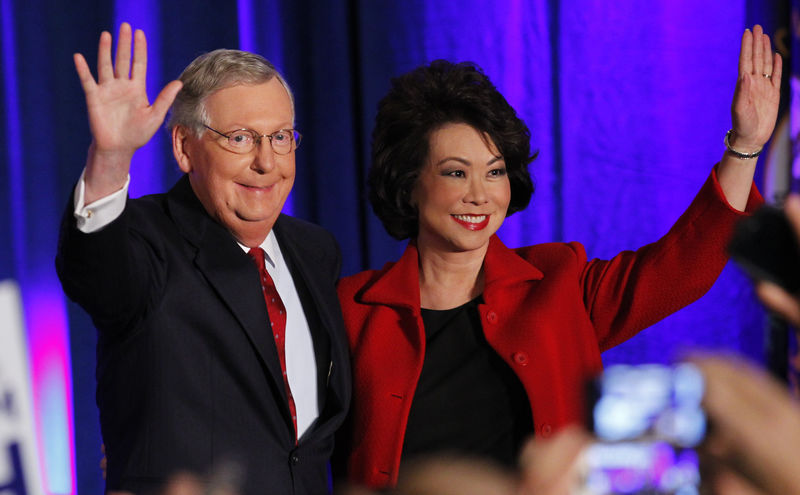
[56,23,351,495]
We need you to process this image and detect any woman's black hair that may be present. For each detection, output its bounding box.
[368,60,536,240]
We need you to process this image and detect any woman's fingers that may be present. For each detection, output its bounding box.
[761,30,773,77]
[751,25,764,77]
[770,51,783,89]
[739,28,753,77]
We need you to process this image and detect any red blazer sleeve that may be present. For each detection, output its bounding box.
[580,166,762,350]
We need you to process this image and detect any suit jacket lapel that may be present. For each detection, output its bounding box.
[165,177,290,411]
[273,216,337,422]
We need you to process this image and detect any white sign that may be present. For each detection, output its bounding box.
[0,280,44,495]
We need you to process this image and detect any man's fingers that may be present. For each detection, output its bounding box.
[97,31,114,83]
[519,427,590,495]
[151,80,184,121]
[115,22,133,79]
[755,281,800,327]
[710,469,769,495]
[695,355,799,438]
[131,29,148,82]
[73,53,97,94]
[783,194,800,235]
[694,354,800,495]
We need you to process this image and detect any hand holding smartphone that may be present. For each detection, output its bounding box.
[574,363,705,495]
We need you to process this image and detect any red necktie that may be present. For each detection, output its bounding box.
[248,247,297,442]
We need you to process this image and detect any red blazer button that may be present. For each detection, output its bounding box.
[512,352,529,366]
[540,423,552,437]
[486,311,498,323]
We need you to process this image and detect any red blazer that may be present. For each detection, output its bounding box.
[336,168,761,489]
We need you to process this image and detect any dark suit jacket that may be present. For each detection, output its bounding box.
[56,176,351,495]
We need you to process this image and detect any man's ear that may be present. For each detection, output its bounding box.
[172,125,194,173]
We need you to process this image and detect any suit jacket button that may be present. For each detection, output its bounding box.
[486,311,498,323]
[540,423,552,437]
[512,352,529,366]
[290,454,300,465]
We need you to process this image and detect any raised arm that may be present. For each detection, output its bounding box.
[75,22,183,204]
[717,24,782,211]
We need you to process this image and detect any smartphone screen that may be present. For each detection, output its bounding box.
[575,363,705,495]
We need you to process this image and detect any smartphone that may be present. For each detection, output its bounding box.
[728,205,800,294]
[574,363,705,495]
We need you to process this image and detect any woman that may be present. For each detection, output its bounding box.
[336,24,780,490]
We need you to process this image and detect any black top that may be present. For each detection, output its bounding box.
[401,297,533,467]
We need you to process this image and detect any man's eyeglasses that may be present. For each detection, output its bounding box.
[203,124,302,155]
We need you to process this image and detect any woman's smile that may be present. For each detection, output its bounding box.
[413,122,510,254]
[451,214,490,230]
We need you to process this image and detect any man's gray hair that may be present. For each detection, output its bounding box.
[167,49,294,136]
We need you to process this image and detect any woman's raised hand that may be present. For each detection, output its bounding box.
[729,24,782,153]
[716,25,782,211]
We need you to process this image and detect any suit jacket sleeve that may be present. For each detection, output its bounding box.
[56,189,165,339]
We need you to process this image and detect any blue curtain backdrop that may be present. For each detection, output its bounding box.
[0,1,790,493]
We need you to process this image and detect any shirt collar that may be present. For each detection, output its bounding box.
[237,230,281,270]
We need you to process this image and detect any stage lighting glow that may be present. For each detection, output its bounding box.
[26,290,75,495]
[114,0,165,198]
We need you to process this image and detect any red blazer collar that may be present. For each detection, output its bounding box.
[360,235,543,309]
[483,235,543,285]
[360,241,422,311]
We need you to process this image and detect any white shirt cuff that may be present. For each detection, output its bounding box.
[73,169,130,233]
